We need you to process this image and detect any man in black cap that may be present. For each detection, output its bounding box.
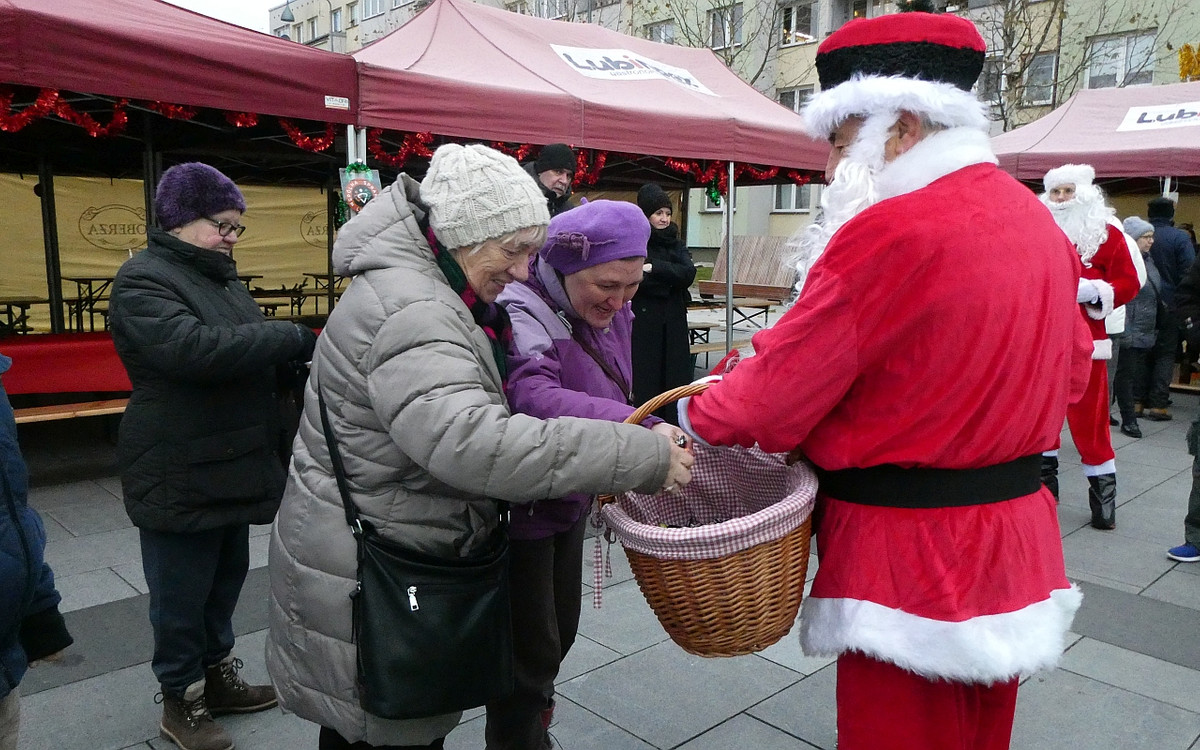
[524,143,576,216]
[1143,196,1196,421]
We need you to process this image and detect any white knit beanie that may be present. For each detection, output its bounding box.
[419,143,550,249]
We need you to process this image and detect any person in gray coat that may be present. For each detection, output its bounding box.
[109,162,317,750]
[265,144,693,750]
[1113,217,1162,439]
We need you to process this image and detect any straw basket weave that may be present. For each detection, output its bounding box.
[598,383,817,657]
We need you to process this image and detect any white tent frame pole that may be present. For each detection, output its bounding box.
[358,128,367,166]
[347,125,358,164]
[724,160,735,352]
[1164,176,1174,197]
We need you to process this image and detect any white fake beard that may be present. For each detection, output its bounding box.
[1044,192,1110,264]
[788,152,882,297]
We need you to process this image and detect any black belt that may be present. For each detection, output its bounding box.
[814,455,1043,509]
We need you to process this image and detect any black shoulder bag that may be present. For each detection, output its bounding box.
[317,388,514,720]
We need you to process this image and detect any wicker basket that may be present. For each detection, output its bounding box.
[598,383,816,657]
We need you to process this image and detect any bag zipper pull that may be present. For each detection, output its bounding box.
[407,586,419,612]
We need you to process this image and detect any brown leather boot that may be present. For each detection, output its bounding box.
[159,679,234,750]
[203,656,277,716]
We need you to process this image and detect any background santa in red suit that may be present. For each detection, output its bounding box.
[677,11,1093,750]
[1039,164,1141,529]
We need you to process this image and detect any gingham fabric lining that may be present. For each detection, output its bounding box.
[599,443,817,561]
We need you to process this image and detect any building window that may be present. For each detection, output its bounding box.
[331,8,343,31]
[273,25,288,37]
[1023,52,1056,105]
[976,57,1003,103]
[777,86,814,113]
[1087,31,1155,89]
[506,0,529,14]
[709,4,743,50]
[534,0,568,18]
[347,2,358,25]
[307,17,318,38]
[705,189,737,211]
[362,0,384,18]
[646,20,676,44]
[774,183,813,212]
[779,2,815,46]
[292,23,304,42]
[830,0,867,30]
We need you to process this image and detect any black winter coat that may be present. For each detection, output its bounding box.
[631,224,696,419]
[1149,218,1196,306]
[109,229,306,532]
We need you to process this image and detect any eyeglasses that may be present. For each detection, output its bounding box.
[204,217,246,238]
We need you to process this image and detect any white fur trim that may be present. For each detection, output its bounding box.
[1082,460,1116,476]
[799,585,1082,684]
[1091,337,1113,360]
[1043,163,1095,192]
[875,128,997,200]
[676,375,723,447]
[801,75,989,139]
[1084,279,1115,323]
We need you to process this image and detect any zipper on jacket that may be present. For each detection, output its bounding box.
[407,586,419,611]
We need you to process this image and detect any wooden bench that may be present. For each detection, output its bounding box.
[697,235,794,304]
[690,338,751,368]
[14,398,129,424]
[687,320,722,346]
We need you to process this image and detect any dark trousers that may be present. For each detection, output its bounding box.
[318,726,444,749]
[1115,346,1153,422]
[484,514,588,750]
[140,524,250,696]
[1187,420,1200,548]
[1146,323,1179,409]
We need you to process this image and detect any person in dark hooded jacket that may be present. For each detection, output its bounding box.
[630,183,696,423]
[0,354,72,750]
[109,162,317,750]
[522,143,576,217]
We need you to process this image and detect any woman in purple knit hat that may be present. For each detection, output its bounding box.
[491,200,689,749]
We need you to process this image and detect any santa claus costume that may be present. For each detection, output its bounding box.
[678,13,1092,750]
[1038,164,1141,529]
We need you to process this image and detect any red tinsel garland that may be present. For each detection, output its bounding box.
[145,101,198,121]
[54,98,129,138]
[489,141,536,163]
[367,130,434,167]
[664,157,812,194]
[278,119,336,152]
[0,87,60,133]
[224,111,259,128]
[572,149,608,187]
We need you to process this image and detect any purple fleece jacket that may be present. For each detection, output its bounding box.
[497,257,659,540]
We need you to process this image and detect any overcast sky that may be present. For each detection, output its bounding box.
[164,0,279,33]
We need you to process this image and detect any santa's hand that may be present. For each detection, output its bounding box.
[1077,279,1101,304]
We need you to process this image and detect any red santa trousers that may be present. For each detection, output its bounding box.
[836,651,1019,750]
[1055,359,1114,467]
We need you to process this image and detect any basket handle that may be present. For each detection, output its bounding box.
[597,382,711,508]
[622,382,710,425]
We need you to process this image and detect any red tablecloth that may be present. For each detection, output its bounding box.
[1,332,132,395]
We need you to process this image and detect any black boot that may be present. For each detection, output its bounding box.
[1087,474,1117,530]
[1040,455,1059,502]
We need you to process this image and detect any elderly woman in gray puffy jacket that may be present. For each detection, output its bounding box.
[265,144,693,750]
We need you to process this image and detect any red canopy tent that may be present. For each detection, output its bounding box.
[353,0,826,170]
[991,80,1200,180]
[0,0,357,123]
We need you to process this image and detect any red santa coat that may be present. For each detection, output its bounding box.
[1078,218,1142,359]
[684,131,1092,684]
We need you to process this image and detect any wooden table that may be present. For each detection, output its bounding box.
[0,296,45,335]
[303,271,347,291]
[61,275,116,332]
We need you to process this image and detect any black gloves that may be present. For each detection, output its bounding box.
[293,323,318,362]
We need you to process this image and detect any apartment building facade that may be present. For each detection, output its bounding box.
[266,0,1200,251]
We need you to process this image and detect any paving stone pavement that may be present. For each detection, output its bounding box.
[11,321,1200,749]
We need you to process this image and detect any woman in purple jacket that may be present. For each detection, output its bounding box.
[491,200,687,749]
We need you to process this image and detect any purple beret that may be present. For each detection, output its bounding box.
[154,162,246,231]
[540,200,649,276]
